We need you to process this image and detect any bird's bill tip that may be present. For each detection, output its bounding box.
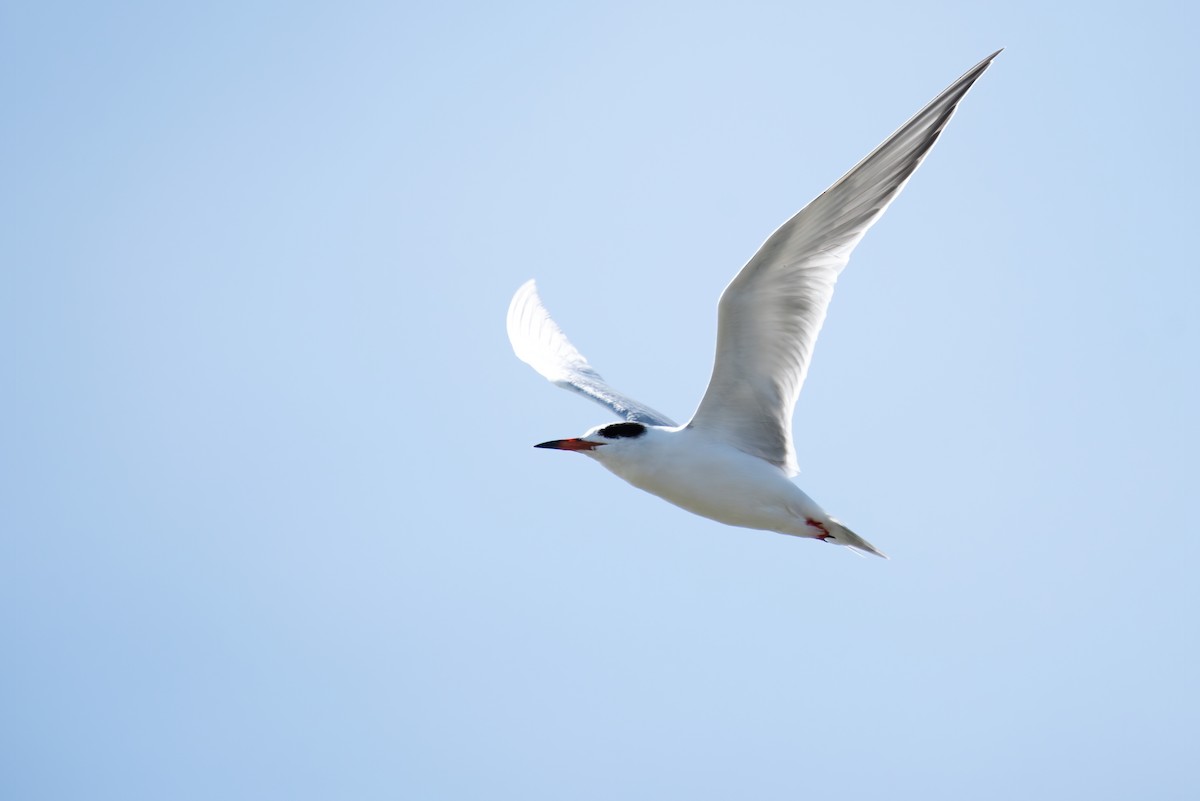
[534,438,601,451]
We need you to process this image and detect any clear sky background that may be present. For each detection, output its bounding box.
[3,1,1198,799]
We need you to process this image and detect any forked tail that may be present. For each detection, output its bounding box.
[828,520,888,559]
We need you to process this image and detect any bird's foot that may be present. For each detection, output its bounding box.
[806,518,833,542]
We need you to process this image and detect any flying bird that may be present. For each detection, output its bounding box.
[507,51,999,558]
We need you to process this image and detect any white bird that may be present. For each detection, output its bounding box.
[507,51,999,558]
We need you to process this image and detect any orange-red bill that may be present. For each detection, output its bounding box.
[534,438,601,451]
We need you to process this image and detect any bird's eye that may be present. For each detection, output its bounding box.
[598,422,647,439]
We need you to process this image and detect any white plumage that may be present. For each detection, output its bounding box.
[507,51,1000,558]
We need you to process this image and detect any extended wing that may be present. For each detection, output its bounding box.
[506,279,677,427]
[688,51,999,474]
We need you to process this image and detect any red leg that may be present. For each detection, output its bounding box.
[806,518,832,542]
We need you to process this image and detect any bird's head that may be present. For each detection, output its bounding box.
[534,421,650,460]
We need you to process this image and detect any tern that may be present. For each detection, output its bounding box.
[507,51,999,558]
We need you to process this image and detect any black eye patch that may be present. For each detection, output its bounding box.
[598,422,647,439]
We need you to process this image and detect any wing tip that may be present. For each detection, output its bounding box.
[509,278,539,316]
[955,48,1003,92]
[506,278,541,334]
[506,278,549,372]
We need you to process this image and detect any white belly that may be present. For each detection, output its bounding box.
[597,431,825,536]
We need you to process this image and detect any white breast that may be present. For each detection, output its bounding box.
[593,427,826,536]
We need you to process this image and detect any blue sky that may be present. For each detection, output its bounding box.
[2,1,1198,799]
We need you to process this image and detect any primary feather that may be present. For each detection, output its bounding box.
[688,51,1001,474]
[506,279,677,427]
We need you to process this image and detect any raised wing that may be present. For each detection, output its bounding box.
[506,279,677,427]
[688,51,1000,474]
